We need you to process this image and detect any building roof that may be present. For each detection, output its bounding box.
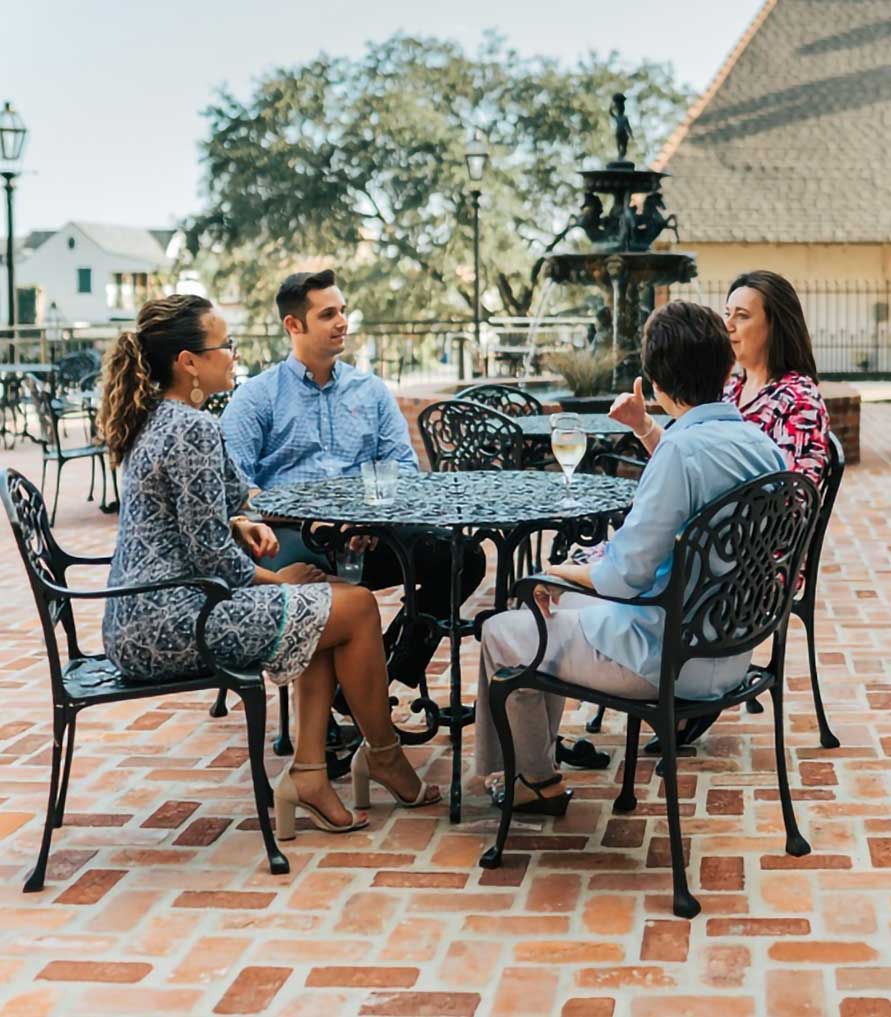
[657,0,891,244]
[73,222,173,264]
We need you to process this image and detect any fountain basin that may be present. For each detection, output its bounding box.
[545,250,698,287]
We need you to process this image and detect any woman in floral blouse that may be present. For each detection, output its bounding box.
[612,270,829,485]
[98,295,438,840]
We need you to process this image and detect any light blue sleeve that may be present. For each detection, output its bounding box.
[375,382,420,473]
[220,382,269,488]
[589,440,692,599]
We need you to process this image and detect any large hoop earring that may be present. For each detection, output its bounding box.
[189,375,205,405]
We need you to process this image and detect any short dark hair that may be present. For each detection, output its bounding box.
[275,269,338,323]
[727,270,819,383]
[642,301,735,406]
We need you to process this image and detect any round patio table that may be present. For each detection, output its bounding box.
[253,469,637,822]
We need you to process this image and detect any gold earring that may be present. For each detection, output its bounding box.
[189,375,205,405]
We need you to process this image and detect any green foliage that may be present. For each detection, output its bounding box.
[184,33,691,323]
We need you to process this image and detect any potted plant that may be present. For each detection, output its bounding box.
[546,347,621,413]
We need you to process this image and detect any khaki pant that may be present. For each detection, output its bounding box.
[474,600,656,780]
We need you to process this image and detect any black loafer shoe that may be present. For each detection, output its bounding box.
[556,737,610,770]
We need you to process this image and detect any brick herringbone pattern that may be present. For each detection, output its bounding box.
[1,406,890,1017]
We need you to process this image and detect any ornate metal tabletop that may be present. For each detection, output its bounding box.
[254,469,637,823]
[253,470,637,527]
[515,412,669,439]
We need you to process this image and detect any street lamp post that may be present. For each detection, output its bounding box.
[463,129,489,381]
[0,102,29,335]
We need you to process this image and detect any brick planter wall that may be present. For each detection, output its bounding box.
[397,379,861,468]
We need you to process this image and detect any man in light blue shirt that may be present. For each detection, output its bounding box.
[475,301,786,813]
[221,270,485,687]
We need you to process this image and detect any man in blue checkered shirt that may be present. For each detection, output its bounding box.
[221,269,485,689]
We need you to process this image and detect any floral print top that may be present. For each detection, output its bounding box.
[723,371,829,487]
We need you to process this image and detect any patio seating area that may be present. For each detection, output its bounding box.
[0,403,889,1017]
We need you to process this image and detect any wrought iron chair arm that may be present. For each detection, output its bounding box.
[513,572,666,610]
[60,552,114,567]
[39,574,232,605]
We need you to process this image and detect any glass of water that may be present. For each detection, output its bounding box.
[361,460,398,505]
[335,545,365,584]
[550,413,586,508]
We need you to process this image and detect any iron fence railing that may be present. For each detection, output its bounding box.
[4,281,890,382]
[669,279,891,379]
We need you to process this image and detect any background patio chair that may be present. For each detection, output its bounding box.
[455,383,543,418]
[1,468,288,892]
[20,374,118,525]
[480,471,821,919]
[418,399,523,472]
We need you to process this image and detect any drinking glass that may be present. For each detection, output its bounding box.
[550,415,586,508]
[335,546,365,584]
[361,461,398,505]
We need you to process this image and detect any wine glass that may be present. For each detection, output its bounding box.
[550,414,586,508]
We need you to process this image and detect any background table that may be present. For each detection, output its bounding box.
[254,470,637,821]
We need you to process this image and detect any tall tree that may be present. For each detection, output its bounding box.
[184,33,691,322]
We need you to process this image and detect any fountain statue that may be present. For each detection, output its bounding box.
[540,92,697,390]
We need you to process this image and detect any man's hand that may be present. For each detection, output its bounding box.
[608,375,649,434]
[348,534,379,552]
[277,562,329,585]
[233,520,280,560]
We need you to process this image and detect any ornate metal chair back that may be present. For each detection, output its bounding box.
[795,431,844,603]
[20,374,59,450]
[1,469,77,698]
[455,384,543,418]
[56,350,102,395]
[418,399,523,472]
[663,472,820,680]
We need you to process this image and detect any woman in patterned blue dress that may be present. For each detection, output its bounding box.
[98,295,439,837]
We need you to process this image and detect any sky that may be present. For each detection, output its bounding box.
[4,0,764,235]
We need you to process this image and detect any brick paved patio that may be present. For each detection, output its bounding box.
[0,406,889,1017]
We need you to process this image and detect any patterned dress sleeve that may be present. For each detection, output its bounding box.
[163,412,258,588]
[767,376,829,487]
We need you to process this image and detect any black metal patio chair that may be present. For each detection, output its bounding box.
[20,374,118,526]
[55,350,102,400]
[419,399,523,472]
[480,471,820,919]
[746,432,845,747]
[456,383,543,419]
[1,468,288,892]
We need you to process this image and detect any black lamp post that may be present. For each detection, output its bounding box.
[463,129,489,380]
[0,101,28,332]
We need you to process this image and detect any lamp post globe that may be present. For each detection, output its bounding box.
[463,129,489,380]
[0,101,28,332]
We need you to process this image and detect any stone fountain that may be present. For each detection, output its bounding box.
[539,92,697,392]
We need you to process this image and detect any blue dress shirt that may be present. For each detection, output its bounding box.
[582,402,787,699]
[220,355,419,489]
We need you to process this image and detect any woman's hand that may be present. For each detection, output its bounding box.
[233,520,280,560]
[608,375,649,434]
[532,583,562,618]
[348,534,379,552]
[277,562,329,585]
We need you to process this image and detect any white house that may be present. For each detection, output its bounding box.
[1,222,178,324]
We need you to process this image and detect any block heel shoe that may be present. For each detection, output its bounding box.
[274,761,369,839]
[351,739,441,809]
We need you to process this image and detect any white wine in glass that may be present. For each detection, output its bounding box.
[551,426,587,507]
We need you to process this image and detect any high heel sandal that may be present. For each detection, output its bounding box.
[274,762,368,840]
[351,739,441,809]
[494,773,573,816]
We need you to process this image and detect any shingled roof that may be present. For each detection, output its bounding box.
[656,0,891,244]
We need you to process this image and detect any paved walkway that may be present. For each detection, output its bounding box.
[0,407,889,1017]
